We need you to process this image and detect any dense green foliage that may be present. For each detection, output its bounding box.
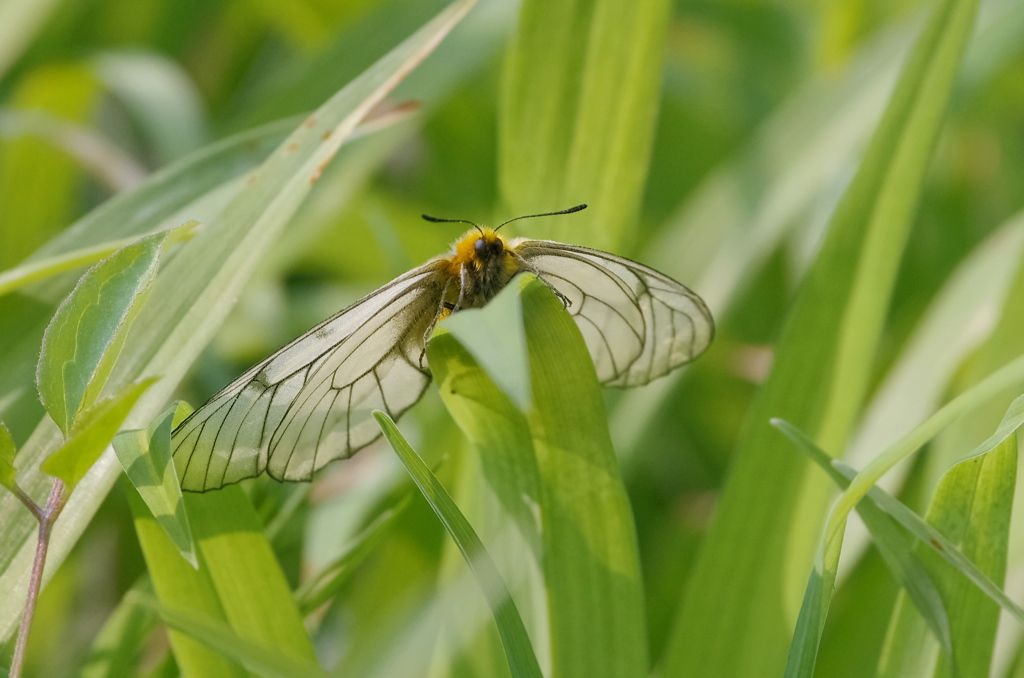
[1,0,1024,676]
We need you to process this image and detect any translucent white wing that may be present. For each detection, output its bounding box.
[513,240,714,387]
[171,265,444,491]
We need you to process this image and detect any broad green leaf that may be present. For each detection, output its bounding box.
[0,423,15,490]
[112,401,196,567]
[131,590,326,678]
[376,411,544,678]
[0,0,474,641]
[500,0,670,249]
[40,378,157,489]
[663,0,981,674]
[37,224,193,435]
[428,275,647,678]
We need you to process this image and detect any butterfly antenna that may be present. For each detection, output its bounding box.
[422,213,484,236]
[494,204,588,231]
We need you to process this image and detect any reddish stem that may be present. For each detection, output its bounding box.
[9,480,66,678]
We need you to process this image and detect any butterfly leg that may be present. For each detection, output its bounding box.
[423,277,454,347]
[453,265,468,312]
[510,254,572,309]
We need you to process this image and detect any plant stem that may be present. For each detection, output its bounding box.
[9,479,67,678]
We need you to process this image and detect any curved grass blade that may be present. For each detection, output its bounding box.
[772,402,1024,667]
[375,411,544,678]
[772,419,954,658]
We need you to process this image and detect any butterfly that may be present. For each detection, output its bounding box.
[171,205,714,491]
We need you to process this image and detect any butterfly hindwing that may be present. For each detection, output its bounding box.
[512,240,714,387]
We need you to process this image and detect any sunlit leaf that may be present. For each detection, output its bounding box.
[40,378,157,489]
[113,401,196,567]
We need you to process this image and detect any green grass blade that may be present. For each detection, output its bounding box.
[845,215,1024,481]
[376,411,544,678]
[0,235,147,298]
[440,281,530,410]
[500,0,670,248]
[662,0,982,674]
[0,0,65,78]
[773,420,954,656]
[128,477,321,675]
[0,63,100,269]
[611,2,1024,460]
[124,483,247,677]
[519,278,647,678]
[0,0,474,641]
[772,416,1024,647]
[800,367,1024,677]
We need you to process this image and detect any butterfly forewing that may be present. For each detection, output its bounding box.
[514,240,714,387]
[172,266,442,491]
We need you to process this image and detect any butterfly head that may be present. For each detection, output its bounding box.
[450,227,506,273]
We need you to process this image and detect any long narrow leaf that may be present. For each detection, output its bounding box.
[376,411,543,678]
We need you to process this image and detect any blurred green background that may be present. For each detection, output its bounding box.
[2,0,1024,675]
